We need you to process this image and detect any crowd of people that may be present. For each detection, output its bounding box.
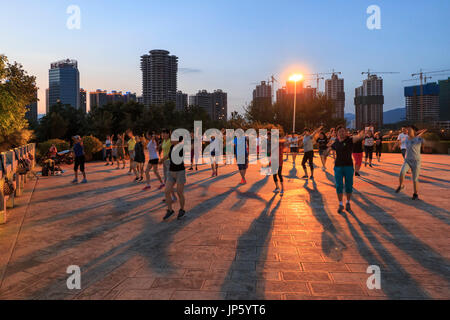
[68,124,427,219]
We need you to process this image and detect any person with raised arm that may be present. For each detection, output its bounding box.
[326,126,365,213]
[298,126,323,179]
[395,126,427,200]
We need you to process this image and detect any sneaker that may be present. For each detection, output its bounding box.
[345,202,351,211]
[134,177,139,182]
[412,193,419,200]
[188,167,193,171]
[273,188,280,193]
[280,190,284,195]
[71,179,78,184]
[355,172,360,177]
[369,164,373,168]
[143,185,151,191]
[322,167,326,172]
[395,185,405,193]
[81,179,88,184]
[158,183,165,190]
[139,176,144,182]
[105,163,109,166]
[302,175,308,179]
[309,175,314,180]
[127,171,132,175]
[177,209,186,220]
[163,209,174,220]
[338,205,344,214]
[239,178,247,185]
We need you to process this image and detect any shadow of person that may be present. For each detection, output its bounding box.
[303,179,347,262]
[220,194,281,299]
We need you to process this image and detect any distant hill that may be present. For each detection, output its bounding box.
[344,108,405,125]
[384,107,405,124]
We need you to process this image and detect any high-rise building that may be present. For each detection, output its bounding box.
[211,89,227,121]
[45,88,50,114]
[404,82,440,123]
[89,89,108,109]
[190,89,228,121]
[141,49,178,107]
[137,96,144,104]
[438,77,450,121]
[79,88,87,113]
[25,89,38,124]
[123,92,137,104]
[354,75,384,130]
[325,73,345,119]
[253,81,272,101]
[48,59,80,109]
[176,91,188,111]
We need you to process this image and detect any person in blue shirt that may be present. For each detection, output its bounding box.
[72,135,87,184]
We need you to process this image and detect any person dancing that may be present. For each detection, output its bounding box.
[326,126,365,213]
[143,131,165,190]
[395,126,427,200]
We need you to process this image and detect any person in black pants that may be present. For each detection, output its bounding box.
[374,132,383,162]
[364,131,375,167]
[272,138,286,195]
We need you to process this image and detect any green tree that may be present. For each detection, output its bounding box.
[0,54,37,150]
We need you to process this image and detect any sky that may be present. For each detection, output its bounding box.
[1,0,449,115]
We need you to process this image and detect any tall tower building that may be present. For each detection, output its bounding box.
[89,89,108,109]
[404,82,440,123]
[253,81,272,100]
[176,91,188,111]
[45,88,50,114]
[79,88,87,113]
[438,77,450,121]
[25,89,38,124]
[140,49,178,107]
[191,89,227,121]
[48,59,80,109]
[212,89,227,121]
[354,75,384,130]
[325,73,345,119]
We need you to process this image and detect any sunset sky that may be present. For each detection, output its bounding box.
[1,0,449,115]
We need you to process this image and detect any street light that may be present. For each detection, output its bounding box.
[289,74,303,133]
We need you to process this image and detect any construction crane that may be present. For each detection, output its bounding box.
[361,69,399,78]
[410,68,450,123]
[305,70,341,94]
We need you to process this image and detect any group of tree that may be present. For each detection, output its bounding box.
[245,93,346,133]
[0,54,37,151]
[35,101,231,143]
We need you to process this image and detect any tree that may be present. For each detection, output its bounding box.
[0,54,37,151]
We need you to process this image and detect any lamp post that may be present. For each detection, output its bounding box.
[289,74,303,133]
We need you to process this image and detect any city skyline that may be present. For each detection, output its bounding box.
[2,0,450,116]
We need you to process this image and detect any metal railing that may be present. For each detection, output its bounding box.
[0,143,36,224]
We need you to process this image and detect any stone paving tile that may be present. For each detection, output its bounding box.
[151,278,204,290]
[115,289,174,300]
[258,280,310,294]
[0,154,449,300]
[310,283,367,296]
[282,271,331,282]
[171,290,225,300]
[302,262,350,272]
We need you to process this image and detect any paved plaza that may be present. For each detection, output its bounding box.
[0,153,449,300]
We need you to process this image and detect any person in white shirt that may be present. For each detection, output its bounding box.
[143,131,164,191]
[289,133,299,165]
[397,127,409,159]
[396,126,427,200]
